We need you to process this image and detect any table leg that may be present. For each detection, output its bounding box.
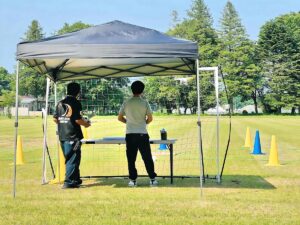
[169,144,173,184]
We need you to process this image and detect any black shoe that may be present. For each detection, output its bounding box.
[62,183,80,189]
[76,179,83,185]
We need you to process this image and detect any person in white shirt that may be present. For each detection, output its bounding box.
[118,80,158,187]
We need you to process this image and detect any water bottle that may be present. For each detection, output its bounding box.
[160,128,167,140]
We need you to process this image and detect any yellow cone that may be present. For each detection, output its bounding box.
[267,135,280,166]
[82,126,88,139]
[49,147,66,184]
[243,127,252,148]
[16,135,25,165]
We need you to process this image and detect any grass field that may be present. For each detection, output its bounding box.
[0,115,299,225]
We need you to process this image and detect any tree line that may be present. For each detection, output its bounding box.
[0,0,299,114]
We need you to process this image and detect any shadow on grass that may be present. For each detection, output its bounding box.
[204,175,276,189]
[80,175,276,189]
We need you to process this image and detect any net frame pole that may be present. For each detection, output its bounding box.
[42,77,50,184]
[214,67,220,183]
[13,60,19,198]
[196,59,204,196]
[198,66,220,183]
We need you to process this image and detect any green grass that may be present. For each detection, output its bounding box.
[0,115,299,225]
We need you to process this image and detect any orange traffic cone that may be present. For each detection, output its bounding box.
[267,135,280,166]
[49,146,66,184]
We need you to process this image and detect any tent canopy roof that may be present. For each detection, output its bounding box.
[17,20,198,81]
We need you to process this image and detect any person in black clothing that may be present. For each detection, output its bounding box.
[53,82,91,189]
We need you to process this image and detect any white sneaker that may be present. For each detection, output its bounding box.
[150,179,158,186]
[128,180,137,187]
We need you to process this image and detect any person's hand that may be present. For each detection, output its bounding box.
[84,120,91,128]
[83,117,91,127]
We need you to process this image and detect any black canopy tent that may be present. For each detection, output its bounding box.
[14,20,210,197]
[17,20,197,81]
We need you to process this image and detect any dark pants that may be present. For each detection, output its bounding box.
[125,133,157,180]
[60,140,81,185]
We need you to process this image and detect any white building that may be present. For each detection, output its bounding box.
[236,105,262,114]
[205,106,227,115]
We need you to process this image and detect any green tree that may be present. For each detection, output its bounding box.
[23,20,44,41]
[0,67,11,93]
[19,66,46,98]
[144,77,180,114]
[55,21,91,35]
[238,43,263,114]
[168,0,219,66]
[0,67,14,117]
[218,1,261,113]
[179,76,215,114]
[0,90,15,118]
[170,10,180,28]
[178,79,192,114]
[258,12,300,114]
[0,90,15,107]
[168,0,218,112]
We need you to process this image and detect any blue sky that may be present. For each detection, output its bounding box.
[1,0,299,73]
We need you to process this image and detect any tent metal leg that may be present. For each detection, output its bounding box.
[42,78,50,184]
[196,59,204,196]
[54,82,61,182]
[13,61,19,198]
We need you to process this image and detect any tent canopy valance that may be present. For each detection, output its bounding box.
[16,20,198,82]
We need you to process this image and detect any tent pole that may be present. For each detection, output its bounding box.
[214,67,220,183]
[54,82,61,182]
[13,60,20,198]
[42,78,50,184]
[196,59,203,197]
